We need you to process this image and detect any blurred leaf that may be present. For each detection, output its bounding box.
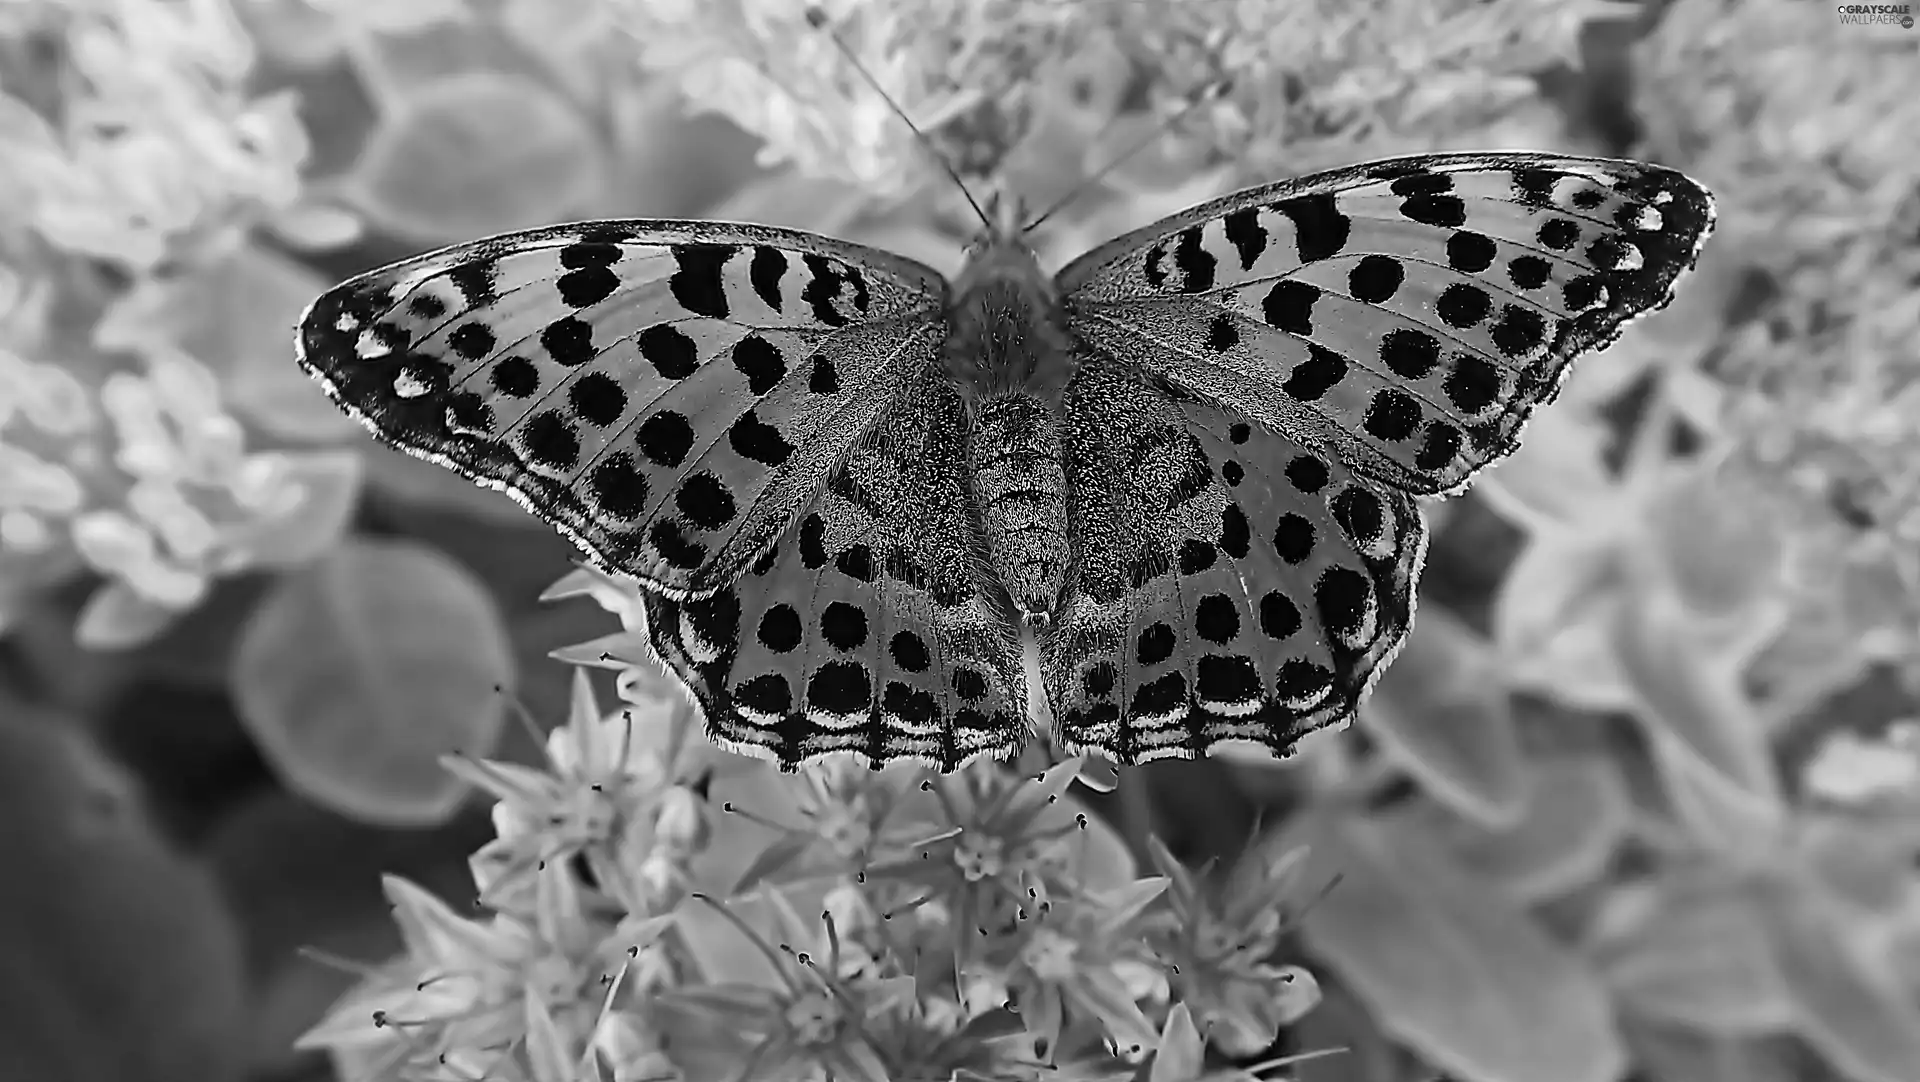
[1491,529,1636,712]
[499,0,622,96]
[0,709,245,1082]
[74,582,187,650]
[1759,882,1920,1082]
[246,0,467,72]
[344,72,605,243]
[1590,873,1792,1032]
[361,440,544,528]
[229,450,365,570]
[262,199,366,251]
[1475,403,1616,534]
[230,536,513,825]
[1624,1021,1821,1082]
[342,10,530,102]
[1641,466,1790,620]
[1291,809,1624,1082]
[1363,606,1526,828]
[233,0,348,68]
[1440,755,1631,902]
[1288,981,1404,1082]
[1614,592,1786,855]
[1653,730,1788,859]
[1796,813,1920,914]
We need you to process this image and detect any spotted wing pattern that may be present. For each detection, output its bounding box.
[1044,152,1713,762]
[1044,354,1423,762]
[644,370,1026,769]
[297,151,1715,774]
[1060,153,1717,495]
[297,220,948,598]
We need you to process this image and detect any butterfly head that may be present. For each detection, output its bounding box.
[945,185,1074,401]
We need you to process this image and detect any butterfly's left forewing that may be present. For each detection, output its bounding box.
[296,220,948,599]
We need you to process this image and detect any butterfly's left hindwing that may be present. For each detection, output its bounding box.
[296,220,948,598]
[645,370,1027,771]
[1059,152,1715,495]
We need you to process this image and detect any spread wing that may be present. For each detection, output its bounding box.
[1043,151,1713,762]
[297,219,950,598]
[1058,152,1715,496]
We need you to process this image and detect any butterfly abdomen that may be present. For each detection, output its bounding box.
[965,392,1069,622]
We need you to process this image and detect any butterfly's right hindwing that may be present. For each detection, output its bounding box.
[297,220,949,597]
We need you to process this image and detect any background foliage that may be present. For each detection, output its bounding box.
[0,1,1917,1080]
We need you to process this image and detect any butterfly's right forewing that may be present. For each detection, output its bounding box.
[297,220,949,598]
[1058,153,1714,496]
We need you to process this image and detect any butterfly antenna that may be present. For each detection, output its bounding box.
[803,6,992,230]
[1021,77,1234,235]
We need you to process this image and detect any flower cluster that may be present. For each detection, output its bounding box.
[0,0,330,642]
[299,569,1326,1081]
[609,0,1615,209]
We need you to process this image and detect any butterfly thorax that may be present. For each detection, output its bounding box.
[944,228,1076,624]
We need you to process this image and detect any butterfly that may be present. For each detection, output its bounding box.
[297,151,1714,772]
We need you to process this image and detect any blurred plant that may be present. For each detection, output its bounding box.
[606,0,1621,221]
[1634,0,1920,648]
[0,0,359,646]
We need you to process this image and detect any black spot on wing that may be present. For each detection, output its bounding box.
[638,324,698,379]
[1275,193,1350,262]
[448,322,495,360]
[728,408,793,466]
[1206,313,1239,353]
[1282,344,1345,401]
[521,410,579,472]
[670,244,735,319]
[447,261,499,307]
[1262,281,1319,335]
[1347,255,1403,303]
[568,371,626,427]
[1380,328,1440,379]
[808,354,840,394]
[1510,169,1558,209]
[557,241,623,308]
[732,334,787,396]
[557,266,620,308]
[749,246,787,312]
[800,255,868,327]
[1222,207,1267,270]
[491,356,539,397]
[407,292,447,320]
[637,410,695,467]
[542,317,595,367]
[1173,228,1216,293]
[1446,231,1497,273]
[589,451,648,518]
